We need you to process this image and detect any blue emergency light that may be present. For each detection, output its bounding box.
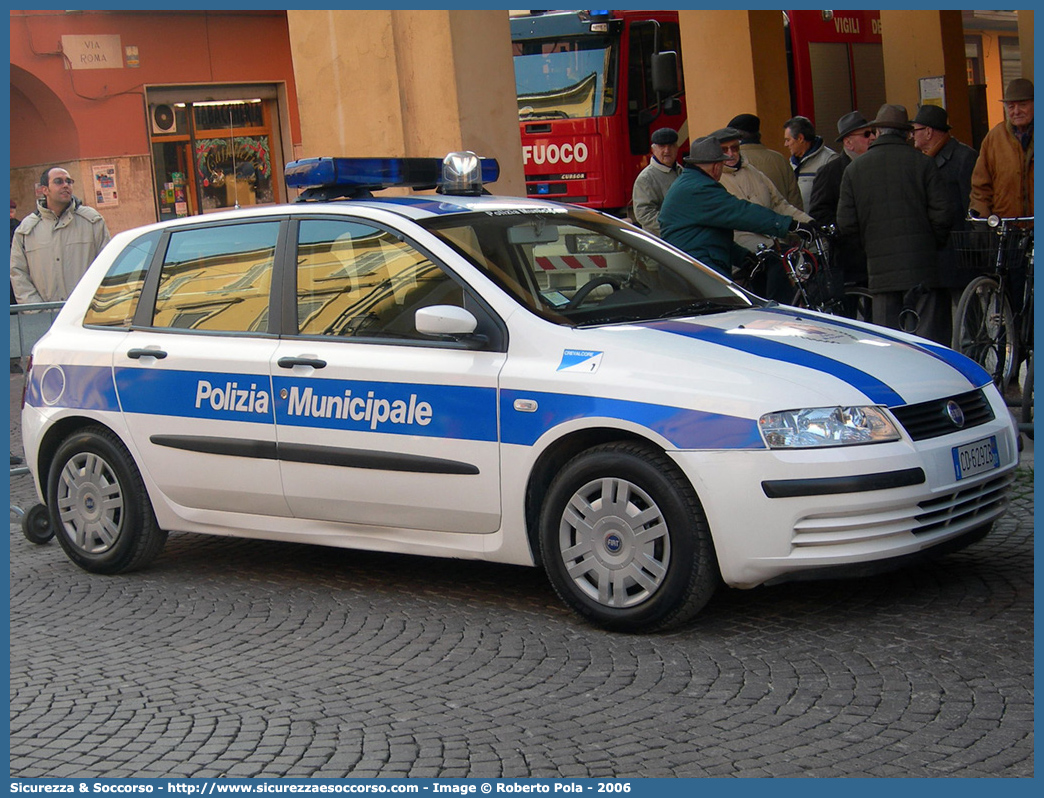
[285,151,500,201]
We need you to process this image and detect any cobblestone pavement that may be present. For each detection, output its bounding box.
[9,373,1034,778]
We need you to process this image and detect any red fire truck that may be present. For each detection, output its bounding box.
[510,10,885,216]
[510,10,687,216]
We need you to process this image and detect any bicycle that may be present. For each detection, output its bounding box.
[950,215,1034,393]
[741,224,871,319]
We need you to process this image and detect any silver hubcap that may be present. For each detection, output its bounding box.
[57,452,124,554]
[558,477,670,608]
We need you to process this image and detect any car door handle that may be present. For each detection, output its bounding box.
[277,356,327,369]
[127,348,168,360]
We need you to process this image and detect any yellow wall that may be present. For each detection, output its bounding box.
[879,11,971,143]
[677,10,791,151]
[285,9,524,197]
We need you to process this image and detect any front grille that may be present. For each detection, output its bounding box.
[791,470,1013,549]
[915,472,1014,536]
[891,389,995,441]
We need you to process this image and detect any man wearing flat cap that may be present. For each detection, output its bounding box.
[631,127,683,237]
[728,113,803,209]
[970,78,1034,218]
[808,111,876,287]
[837,104,954,344]
[659,135,811,278]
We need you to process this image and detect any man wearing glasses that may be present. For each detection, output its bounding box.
[808,111,876,287]
[10,166,111,304]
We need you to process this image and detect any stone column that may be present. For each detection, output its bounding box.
[286,9,524,196]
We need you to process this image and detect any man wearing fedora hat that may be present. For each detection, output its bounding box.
[837,104,954,344]
[659,136,811,278]
[807,111,876,287]
[632,127,683,237]
[970,78,1034,218]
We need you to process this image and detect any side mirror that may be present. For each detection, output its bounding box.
[651,52,679,96]
[415,305,479,338]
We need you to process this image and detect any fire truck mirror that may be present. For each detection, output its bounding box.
[651,52,679,96]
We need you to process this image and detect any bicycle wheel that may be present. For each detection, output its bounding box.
[1021,352,1033,437]
[952,275,1017,387]
[841,287,873,322]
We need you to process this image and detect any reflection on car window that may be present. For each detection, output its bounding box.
[422,209,752,326]
[295,219,465,341]
[151,222,279,333]
[84,231,162,328]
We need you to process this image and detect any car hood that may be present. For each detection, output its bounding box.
[514,305,991,413]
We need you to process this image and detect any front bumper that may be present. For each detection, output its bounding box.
[671,413,1019,589]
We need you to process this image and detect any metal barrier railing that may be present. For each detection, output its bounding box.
[11,302,64,519]
[10,300,64,359]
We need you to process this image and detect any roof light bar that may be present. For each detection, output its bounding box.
[285,152,499,201]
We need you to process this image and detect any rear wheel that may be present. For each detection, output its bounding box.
[20,503,54,545]
[539,442,718,632]
[841,287,873,322]
[48,426,167,574]
[952,275,1017,387]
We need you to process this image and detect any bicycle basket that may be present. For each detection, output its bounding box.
[950,225,1033,280]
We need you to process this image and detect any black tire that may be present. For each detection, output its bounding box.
[47,426,167,574]
[952,275,1017,388]
[1021,353,1033,436]
[841,287,873,322]
[538,441,718,632]
[20,503,55,545]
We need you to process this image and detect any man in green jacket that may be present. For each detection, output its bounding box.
[659,136,805,278]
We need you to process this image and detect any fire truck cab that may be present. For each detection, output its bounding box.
[510,10,687,216]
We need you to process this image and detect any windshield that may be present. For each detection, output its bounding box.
[513,36,618,119]
[421,209,755,327]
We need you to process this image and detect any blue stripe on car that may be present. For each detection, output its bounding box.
[761,307,990,387]
[500,389,763,450]
[641,319,905,407]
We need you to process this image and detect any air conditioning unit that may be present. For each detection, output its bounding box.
[150,104,177,135]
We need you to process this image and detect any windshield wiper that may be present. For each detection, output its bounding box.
[658,300,744,319]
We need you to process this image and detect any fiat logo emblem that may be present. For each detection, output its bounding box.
[945,400,965,428]
[604,534,622,553]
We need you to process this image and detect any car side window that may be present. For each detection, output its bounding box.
[83,231,162,328]
[296,219,465,340]
[151,222,280,332]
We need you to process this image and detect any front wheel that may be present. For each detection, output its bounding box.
[1021,353,1033,437]
[48,426,167,574]
[952,275,1017,388]
[539,442,718,632]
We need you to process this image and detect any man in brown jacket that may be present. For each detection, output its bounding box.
[970,78,1034,218]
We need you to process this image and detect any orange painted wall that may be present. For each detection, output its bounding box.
[9,9,302,168]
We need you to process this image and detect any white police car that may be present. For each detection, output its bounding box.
[21,152,1019,632]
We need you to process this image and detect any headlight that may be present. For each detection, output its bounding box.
[759,406,901,449]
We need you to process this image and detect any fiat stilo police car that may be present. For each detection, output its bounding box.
[20,152,1019,632]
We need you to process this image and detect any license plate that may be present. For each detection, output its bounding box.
[952,436,1000,480]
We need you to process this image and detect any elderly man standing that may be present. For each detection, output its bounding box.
[631,127,683,237]
[837,104,954,343]
[784,115,838,212]
[659,136,808,279]
[970,78,1034,218]
[808,111,876,286]
[713,126,811,299]
[11,165,110,304]
[727,113,804,209]
[911,104,979,297]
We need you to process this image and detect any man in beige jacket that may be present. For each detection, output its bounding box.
[11,166,111,304]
